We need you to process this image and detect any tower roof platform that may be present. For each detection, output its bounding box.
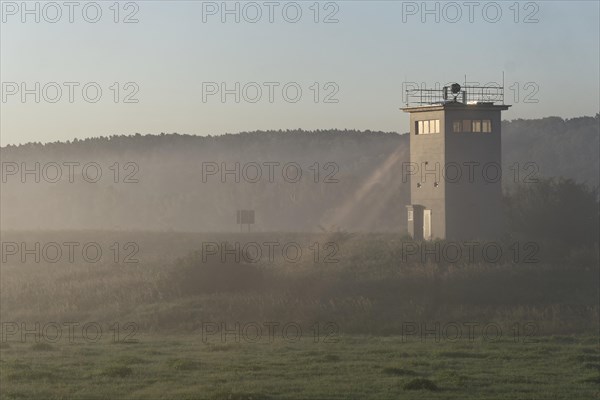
[402,84,511,111]
[401,101,511,113]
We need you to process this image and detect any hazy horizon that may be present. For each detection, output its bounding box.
[1,112,600,147]
[1,2,599,399]
[2,1,599,146]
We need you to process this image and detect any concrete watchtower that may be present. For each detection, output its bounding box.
[402,83,511,240]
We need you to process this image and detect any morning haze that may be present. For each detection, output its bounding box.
[0,2,598,399]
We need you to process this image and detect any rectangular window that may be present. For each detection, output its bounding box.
[416,119,440,134]
[453,121,462,133]
[408,210,413,221]
[482,120,492,132]
[462,120,472,132]
[452,119,491,133]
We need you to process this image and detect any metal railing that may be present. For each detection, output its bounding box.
[405,85,505,107]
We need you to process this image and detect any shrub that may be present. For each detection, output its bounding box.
[164,250,269,296]
[168,358,201,371]
[101,365,133,378]
[30,342,54,351]
[382,367,418,376]
[403,378,439,391]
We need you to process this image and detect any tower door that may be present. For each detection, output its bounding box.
[423,209,432,240]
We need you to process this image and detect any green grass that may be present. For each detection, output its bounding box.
[1,334,598,399]
[0,230,597,398]
[1,231,598,336]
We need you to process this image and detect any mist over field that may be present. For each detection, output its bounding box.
[1,1,599,399]
[2,116,598,232]
[1,116,598,399]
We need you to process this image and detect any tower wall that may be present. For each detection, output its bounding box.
[404,102,509,241]
[444,108,503,240]
[408,109,446,240]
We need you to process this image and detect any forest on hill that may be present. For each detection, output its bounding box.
[1,115,598,232]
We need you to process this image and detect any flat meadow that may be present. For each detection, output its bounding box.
[1,230,598,399]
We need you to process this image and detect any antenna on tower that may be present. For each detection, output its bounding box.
[404,74,408,106]
[502,71,505,105]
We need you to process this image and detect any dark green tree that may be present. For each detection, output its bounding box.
[505,178,599,258]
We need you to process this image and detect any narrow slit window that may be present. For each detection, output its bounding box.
[463,120,472,132]
[453,120,462,133]
[482,120,492,132]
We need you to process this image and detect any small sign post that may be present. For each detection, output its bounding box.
[236,209,255,232]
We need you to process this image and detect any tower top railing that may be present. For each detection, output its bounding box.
[404,85,505,107]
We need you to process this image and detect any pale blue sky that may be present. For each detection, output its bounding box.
[1,0,599,145]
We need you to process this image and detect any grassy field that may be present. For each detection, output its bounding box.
[2,231,598,334]
[1,230,598,399]
[1,333,599,400]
